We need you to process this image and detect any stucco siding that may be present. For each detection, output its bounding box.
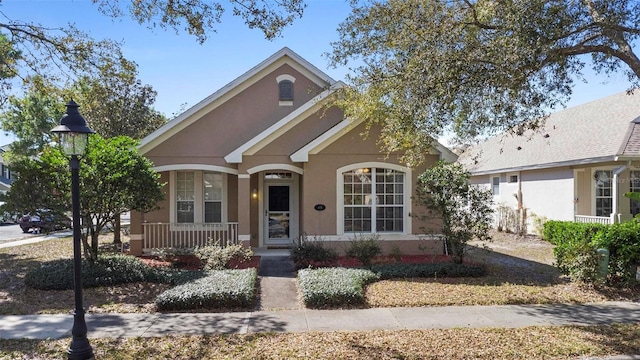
[144,64,323,164]
[300,123,440,236]
[520,168,574,222]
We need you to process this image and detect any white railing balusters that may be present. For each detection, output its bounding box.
[574,215,612,225]
[141,222,239,253]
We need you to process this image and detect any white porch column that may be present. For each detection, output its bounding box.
[612,165,628,224]
[237,174,252,247]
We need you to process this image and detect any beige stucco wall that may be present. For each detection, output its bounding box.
[144,64,323,167]
[300,122,440,237]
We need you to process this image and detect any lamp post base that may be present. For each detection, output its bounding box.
[67,309,94,360]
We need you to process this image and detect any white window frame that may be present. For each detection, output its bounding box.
[630,170,640,216]
[203,172,224,223]
[276,74,296,106]
[593,168,613,217]
[491,176,500,196]
[336,162,411,235]
[170,170,228,224]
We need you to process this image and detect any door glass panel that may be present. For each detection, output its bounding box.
[268,186,290,239]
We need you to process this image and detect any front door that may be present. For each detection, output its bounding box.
[265,183,292,245]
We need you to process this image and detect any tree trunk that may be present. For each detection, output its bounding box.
[113,216,121,244]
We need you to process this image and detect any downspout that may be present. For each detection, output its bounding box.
[612,163,629,224]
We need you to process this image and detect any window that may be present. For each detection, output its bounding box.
[278,80,293,101]
[203,172,223,223]
[508,175,518,183]
[176,171,195,223]
[594,170,612,217]
[343,168,404,233]
[175,170,226,224]
[631,171,640,216]
[492,176,500,195]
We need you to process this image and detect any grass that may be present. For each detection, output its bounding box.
[1,231,639,315]
[1,324,639,359]
[1,231,640,358]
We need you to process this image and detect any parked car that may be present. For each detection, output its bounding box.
[18,210,71,233]
[0,202,18,224]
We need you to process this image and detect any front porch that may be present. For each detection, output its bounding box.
[140,222,241,254]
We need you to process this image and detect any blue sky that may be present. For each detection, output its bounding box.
[0,0,634,145]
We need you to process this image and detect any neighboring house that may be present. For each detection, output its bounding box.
[458,91,640,232]
[129,47,457,256]
[0,144,13,193]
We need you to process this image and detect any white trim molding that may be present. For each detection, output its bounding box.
[153,164,238,175]
[246,164,304,175]
[276,74,296,83]
[224,82,345,163]
[336,162,412,235]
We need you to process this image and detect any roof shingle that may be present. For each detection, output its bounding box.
[458,91,640,174]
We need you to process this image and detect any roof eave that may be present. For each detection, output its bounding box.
[467,156,619,176]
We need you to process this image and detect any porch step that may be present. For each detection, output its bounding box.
[257,256,299,311]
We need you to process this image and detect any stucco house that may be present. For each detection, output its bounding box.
[458,90,640,232]
[128,47,456,256]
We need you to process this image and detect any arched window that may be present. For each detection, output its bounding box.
[279,80,294,101]
[339,166,407,233]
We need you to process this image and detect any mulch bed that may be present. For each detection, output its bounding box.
[306,254,454,268]
[139,255,261,270]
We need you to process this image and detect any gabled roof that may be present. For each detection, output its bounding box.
[458,91,640,175]
[139,47,336,154]
[225,81,345,163]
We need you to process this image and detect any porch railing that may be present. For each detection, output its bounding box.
[142,222,238,251]
[574,215,612,225]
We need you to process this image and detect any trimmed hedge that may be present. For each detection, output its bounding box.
[155,268,258,311]
[368,262,487,279]
[298,267,379,308]
[25,254,158,290]
[543,220,640,284]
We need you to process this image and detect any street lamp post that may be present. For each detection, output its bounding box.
[52,100,95,360]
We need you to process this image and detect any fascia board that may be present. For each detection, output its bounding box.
[290,118,362,162]
[468,156,617,176]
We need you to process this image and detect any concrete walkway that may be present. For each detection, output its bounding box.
[256,254,299,311]
[0,302,639,340]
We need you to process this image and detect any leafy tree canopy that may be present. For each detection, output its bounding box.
[0,0,305,108]
[328,0,640,165]
[0,63,167,157]
[3,135,165,261]
[93,0,306,43]
[415,161,493,263]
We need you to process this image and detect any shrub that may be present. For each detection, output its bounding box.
[345,234,382,266]
[593,220,640,283]
[155,268,258,311]
[290,233,338,269]
[25,254,156,290]
[368,262,487,280]
[194,242,253,270]
[543,220,640,285]
[542,220,605,245]
[298,267,379,308]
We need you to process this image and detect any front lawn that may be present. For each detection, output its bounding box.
[1,231,639,316]
[2,324,639,359]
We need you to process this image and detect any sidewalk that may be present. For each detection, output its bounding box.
[0,230,72,249]
[1,301,639,340]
